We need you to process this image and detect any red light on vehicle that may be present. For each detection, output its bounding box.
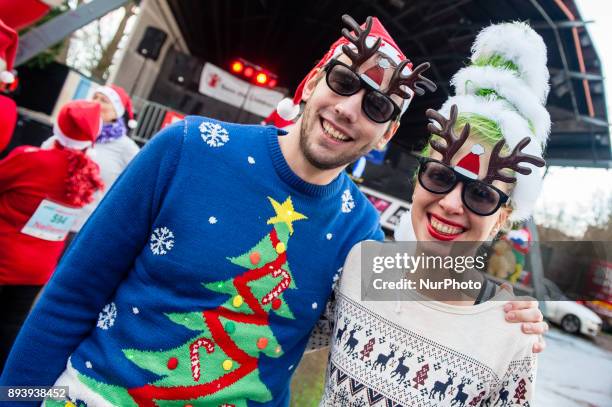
[244,67,254,78]
[231,61,243,73]
[268,79,277,88]
[256,72,268,84]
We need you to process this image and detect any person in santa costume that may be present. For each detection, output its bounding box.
[1,15,544,406]
[0,100,104,373]
[0,18,17,154]
[42,85,140,241]
[319,22,550,406]
[0,0,64,31]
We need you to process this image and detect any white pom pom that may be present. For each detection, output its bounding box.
[276,98,300,121]
[127,119,138,129]
[0,70,15,84]
[471,144,485,155]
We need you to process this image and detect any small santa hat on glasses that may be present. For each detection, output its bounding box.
[265,14,433,127]
[454,144,485,180]
[95,85,138,129]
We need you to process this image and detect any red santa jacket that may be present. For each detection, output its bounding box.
[0,145,100,285]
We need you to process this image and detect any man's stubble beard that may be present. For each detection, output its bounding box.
[298,102,379,171]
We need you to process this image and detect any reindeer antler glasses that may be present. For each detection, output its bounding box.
[417,105,546,216]
[324,60,401,123]
[417,157,510,216]
[322,15,436,123]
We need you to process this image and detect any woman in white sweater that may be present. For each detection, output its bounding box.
[43,85,140,236]
[320,22,550,406]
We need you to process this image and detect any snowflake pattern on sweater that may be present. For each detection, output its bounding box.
[341,189,355,213]
[0,116,385,407]
[149,226,174,255]
[96,302,117,330]
[199,121,230,147]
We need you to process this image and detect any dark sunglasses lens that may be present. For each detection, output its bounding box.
[327,64,361,96]
[419,161,456,193]
[363,91,395,123]
[463,182,501,215]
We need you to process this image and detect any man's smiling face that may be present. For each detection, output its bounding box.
[296,53,402,170]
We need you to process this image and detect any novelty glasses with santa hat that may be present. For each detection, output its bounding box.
[321,16,436,123]
[272,15,436,125]
[417,105,545,216]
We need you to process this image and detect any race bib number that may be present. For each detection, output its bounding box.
[21,199,80,241]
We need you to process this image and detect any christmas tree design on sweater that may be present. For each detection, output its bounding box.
[59,196,307,407]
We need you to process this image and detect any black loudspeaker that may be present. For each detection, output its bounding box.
[137,26,168,61]
[168,51,202,88]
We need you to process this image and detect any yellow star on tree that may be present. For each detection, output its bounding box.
[266,196,307,235]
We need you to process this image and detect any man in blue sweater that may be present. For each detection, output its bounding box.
[1,15,546,407]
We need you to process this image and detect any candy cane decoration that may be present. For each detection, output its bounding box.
[261,269,291,304]
[189,337,215,381]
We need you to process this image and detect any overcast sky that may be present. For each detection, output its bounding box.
[533,0,612,237]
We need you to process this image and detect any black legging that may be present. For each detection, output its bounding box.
[0,285,42,375]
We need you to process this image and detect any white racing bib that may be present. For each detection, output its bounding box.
[21,199,80,241]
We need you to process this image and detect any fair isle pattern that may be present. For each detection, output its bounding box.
[323,294,535,406]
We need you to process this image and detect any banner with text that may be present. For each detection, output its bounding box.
[199,63,284,117]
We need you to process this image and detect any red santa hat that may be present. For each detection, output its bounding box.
[94,85,137,128]
[0,0,63,31]
[264,15,411,127]
[454,144,485,179]
[0,19,17,85]
[0,94,16,152]
[54,100,102,150]
[260,110,295,129]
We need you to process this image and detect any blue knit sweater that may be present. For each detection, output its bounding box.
[0,116,383,406]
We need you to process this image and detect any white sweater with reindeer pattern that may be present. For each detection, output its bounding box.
[318,243,537,407]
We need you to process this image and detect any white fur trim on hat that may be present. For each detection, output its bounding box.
[277,98,300,121]
[438,95,545,221]
[455,166,478,180]
[439,95,534,150]
[510,166,544,221]
[53,123,93,150]
[95,86,125,118]
[452,65,551,147]
[470,22,550,103]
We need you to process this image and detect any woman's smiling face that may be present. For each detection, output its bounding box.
[411,137,512,243]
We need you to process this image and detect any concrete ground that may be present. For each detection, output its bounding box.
[535,327,612,407]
